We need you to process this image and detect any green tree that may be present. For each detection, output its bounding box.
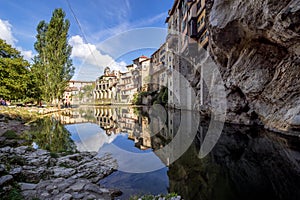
[32,20,48,104]
[0,39,30,100]
[79,84,94,101]
[32,8,74,108]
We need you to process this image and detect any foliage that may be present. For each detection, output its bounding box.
[50,152,59,158]
[0,39,31,100]
[132,87,168,106]
[3,130,18,139]
[129,193,179,200]
[0,183,23,200]
[152,87,168,106]
[132,93,140,105]
[77,84,94,101]
[132,91,151,105]
[32,8,74,107]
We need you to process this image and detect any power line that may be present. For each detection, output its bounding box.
[65,0,99,66]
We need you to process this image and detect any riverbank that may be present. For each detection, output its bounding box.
[0,107,123,199]
[0,146,120,200]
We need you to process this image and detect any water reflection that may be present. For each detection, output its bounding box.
[23,117,77,153]
[55,106,300,200]
[59,106,173,154]
[169,124,300,200]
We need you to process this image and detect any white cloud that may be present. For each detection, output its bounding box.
[69,35,128,80]
[17,47,34,61]
[0,19,34,62]
[0,19,16,45]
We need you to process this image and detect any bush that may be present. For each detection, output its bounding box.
[3,130,18,139]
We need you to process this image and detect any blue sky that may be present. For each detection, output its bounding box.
[0,0,173,80]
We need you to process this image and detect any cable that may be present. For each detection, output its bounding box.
[65,0,99,67]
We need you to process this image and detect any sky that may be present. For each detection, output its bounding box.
[0,0,174,81]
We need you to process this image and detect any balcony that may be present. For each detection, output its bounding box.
[197,10,206,38]
[199,31,209,49]
[151,62,165,76]
[166,33,178,49]
[197,23,206,38]
[197,2,205,16]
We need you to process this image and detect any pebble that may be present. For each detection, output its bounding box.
[0,175,13,186]
[19,183,37,190]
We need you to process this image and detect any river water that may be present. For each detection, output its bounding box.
[26,106,300,200]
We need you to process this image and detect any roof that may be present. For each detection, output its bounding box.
[168,0,179,17]
[133,55,149,62]
[140,55,149,59]
[65,87,79,92]
[151,42,166,58]
[69,80,94,83]
[103,74,116,77]
[126,64,134,68]
[140,58,151,63]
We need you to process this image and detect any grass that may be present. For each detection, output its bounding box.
[50,152,59,158]
[3,130,19,139]
[58,163,73,168]
[129,193,179,200]
[0,183,23,200]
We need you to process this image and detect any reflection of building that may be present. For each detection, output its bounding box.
[94,67,120,104]
[94,107,119,135]
[53,108,96,125]
[152,109,198,167]
[93,106,153,150]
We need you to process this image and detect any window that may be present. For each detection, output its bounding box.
[182,19,186,31]
[189,17,197,37]
[197,1,201,10]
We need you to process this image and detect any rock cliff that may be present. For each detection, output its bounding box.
[205,0,300,132]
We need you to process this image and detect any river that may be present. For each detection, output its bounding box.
[25,106,300,200]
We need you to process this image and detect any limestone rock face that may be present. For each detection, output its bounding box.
[0,146,118,200]
[206,0,300,132]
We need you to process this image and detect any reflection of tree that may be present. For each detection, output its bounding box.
[78,108,96,122]
[23,117,77,153]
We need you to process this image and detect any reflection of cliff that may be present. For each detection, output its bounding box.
[168,124,300,200]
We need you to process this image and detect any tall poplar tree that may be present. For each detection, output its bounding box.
[33,8,74,107]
